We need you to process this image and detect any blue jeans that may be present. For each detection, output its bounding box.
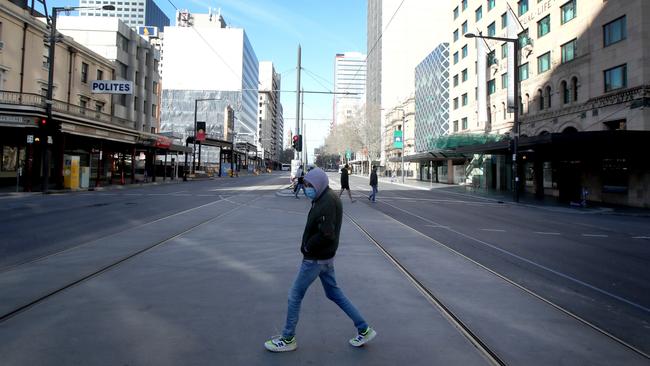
[282,259,368,339]
[369,185,378,201]
[294,183,304,197]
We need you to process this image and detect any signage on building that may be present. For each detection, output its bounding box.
[224,106,235,142]
[155,136,172,149]
[91,80,133,94]
[137,26,159,38]
[393,130,403,149]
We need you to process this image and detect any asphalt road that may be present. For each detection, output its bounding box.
[340,173,650,355]
[0,173,289,269]
[1,172,648,356]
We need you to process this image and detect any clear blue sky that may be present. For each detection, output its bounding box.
[46,0,367,158]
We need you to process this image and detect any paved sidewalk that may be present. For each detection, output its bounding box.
[1,187,646,365]
[351,174,650,216]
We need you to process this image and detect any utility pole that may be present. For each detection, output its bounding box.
[295,45,301,161]
[301,87,306,167]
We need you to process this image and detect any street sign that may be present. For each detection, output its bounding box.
[27,135,34,144]
[91,80,133,94]
[346,148,352,160]
[137,26,159,38]
[393,130,403,149]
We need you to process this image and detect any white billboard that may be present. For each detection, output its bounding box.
[91,80,133,94]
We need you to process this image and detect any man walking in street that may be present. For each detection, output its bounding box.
[338,164,355,203]
[294,166,305,199]
[368,166,378,202]
[265,168,376,352]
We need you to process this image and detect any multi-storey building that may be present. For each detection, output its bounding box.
[334,52,366,127]
[384,96,415,179]
[0,0,180,191]
[368,0,453,168]
[78,0,169,30]
[57,16,161,133]
[258,61,282,166]
[160,10,258,145]
[449,0,650,207]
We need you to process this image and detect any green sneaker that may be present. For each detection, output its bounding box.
[349,327,377,347]
[264,335,297,352]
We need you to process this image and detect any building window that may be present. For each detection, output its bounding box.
[462,21,468,34]
[488,0,495,11]
[42,45,49,68]
[462,45,468,58]
[462,69,468,82]
[518,0,528,16]
[453,29,459,42]
[561,0,576,24]
[95,101,104,113]
[152,81,158,94]
[135,71,140,85]
[453,52,459,64]
[487,21,496,37]
[134,96,138,111]
[79,97,88,111]
[562,80,570,104]
[462,0,467,11]
[561,39,577,63]
[538,15,550,38]
[538,89,544,110]
[604,64,627,92]
[453,98,459,109]
[501,43,508,59]
[518,29,530,47]
[152,105,156,118]
[603,16,626,47]
[545,86,552,109]
[572,76,578,101]
[119,34,129,52]
[81,62,88,83]
[118,62,128,78]
[476,6,482,21]
[501,12,508,29]
[462,117,468,130]
[501,73,508,89]
[488,79,496,95]
[454,6,459,19]
[462,93,468,106]
[537,52,551,73]
[453,75,459,86]
[96,69,103,80]
[519,63,529,81]
[453,120,459,132]
[487,50,497,66]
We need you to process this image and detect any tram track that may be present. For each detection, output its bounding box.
[0,194,262,324]
[346,198,650,361]
[344,212,506,366]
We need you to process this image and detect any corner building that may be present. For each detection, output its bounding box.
[449,0,650,207]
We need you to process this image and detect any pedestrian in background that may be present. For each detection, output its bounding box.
[294,166,305,199]
[265,168,376,352]
[368,166,378,202]
[338,164,355,203]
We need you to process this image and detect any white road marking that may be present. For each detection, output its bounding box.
[581,234,609,238]
[481,229,506,232]
[426,224,450,228]
[534,232,561,235]
[632,236,650,239]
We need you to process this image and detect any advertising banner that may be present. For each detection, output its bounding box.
[393,130,403,149]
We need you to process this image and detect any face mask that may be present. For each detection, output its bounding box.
[304,187,317,200]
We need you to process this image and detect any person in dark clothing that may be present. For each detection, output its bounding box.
[368,166,378,202]
[265,168,376,352]
[294,166,305,199]
[338,164,355,203]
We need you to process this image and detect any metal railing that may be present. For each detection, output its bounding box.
[0,90,134,129]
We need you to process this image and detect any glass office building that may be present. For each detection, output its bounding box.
[78,0,170,30]
[415,43,450,152]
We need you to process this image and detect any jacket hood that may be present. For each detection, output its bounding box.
[304,168,329,198]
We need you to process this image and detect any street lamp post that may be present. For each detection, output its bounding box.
[44,5,114,193]
[465,32,520,202]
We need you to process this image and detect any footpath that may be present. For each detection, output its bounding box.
[0,183,646,365]
[351,174,650,217]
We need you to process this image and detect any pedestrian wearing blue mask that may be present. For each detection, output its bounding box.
[265,168,376,352]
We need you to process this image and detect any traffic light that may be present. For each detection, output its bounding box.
[38,118,48,129]
[292,135,299,150]
[295,135,302,152]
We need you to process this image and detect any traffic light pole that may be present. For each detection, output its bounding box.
[294,45,301,161]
